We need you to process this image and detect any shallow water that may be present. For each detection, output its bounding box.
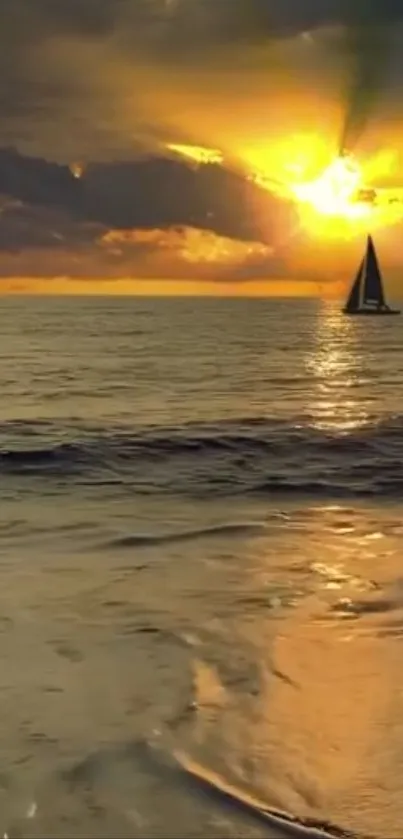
[0,296,403,837]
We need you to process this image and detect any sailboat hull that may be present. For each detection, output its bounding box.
[343,308,400,316]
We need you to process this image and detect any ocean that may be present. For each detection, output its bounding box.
[1,295,403,838]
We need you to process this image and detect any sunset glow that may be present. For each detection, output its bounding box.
[166,143,224,166]
[166,136,403,241]
[0,276,319,297]
[288,153,403,237]
[292,155,368,220]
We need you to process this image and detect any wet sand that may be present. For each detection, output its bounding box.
[1,496,403,836]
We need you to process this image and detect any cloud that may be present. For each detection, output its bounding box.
[0,217,279,283]
[0,145,402,290]
[1,0,402,163]
[0,197,100,252]
[97,225,276,281]
[0,146,290,284]
[4,1,402,49]
[0,146,296,242]
[0,148,79,209]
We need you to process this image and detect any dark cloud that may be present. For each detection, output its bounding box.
[0,147,294,244]
[337,0,403,152]
[0,197,101,252]
[2,0,401,47]
[83,157,294,241]
[0,0,401,161]
[0,148,79,210]
[0,144,296,282]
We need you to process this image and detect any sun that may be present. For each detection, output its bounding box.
[285,150,403,239]
[291,154,371,221]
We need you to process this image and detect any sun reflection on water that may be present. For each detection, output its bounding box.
[305,304,370,433]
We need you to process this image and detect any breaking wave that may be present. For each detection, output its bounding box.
[1,415,403,498]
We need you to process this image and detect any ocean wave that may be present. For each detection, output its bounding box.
[59,738,355,839]
[1,416,403,498]
[103,522,267,549]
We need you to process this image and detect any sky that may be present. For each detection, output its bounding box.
[2,0,403,295]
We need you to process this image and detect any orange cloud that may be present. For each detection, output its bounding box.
[99,225,273,273]
[0,224,280,288]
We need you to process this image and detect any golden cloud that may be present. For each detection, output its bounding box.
[99,225,272,267]
[0,225,277,284]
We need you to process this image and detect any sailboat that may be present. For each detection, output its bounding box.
[343,235,400,316]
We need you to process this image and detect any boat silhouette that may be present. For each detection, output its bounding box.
[343,235,400,316]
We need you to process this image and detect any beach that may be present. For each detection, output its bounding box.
[1,295,403,836]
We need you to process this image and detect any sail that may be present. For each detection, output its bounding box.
[362,235,385,307]
[345,258,363,311]
[343,235,399,315]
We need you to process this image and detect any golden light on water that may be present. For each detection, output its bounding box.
[305,304,370,433]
